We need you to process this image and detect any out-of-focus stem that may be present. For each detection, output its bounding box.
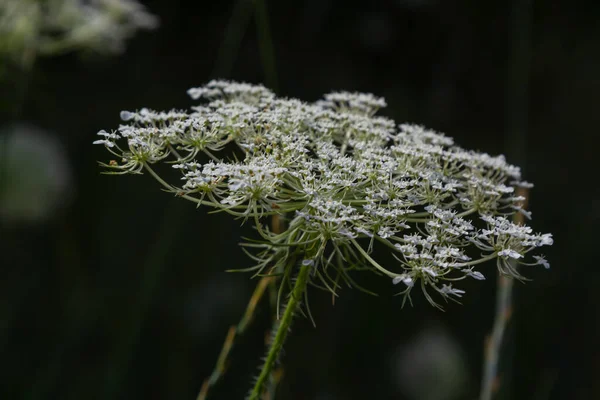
[480,187,529,400]
[197,276,275,400]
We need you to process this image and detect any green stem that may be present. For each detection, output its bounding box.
[248,264,311,399]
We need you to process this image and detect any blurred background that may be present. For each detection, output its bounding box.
[0,0,597,399]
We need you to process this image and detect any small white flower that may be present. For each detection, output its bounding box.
[498,249,523,259]
[510,180,534,188]
[92,139,115,147]
[120,111,135,121]
[393,275,414,288]
[538,234,554,246]
[533,255,550,269]
[467,270,485,280]
[421,267,437,277]
[439,284,465,298]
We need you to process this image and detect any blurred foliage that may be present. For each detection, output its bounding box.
[0,0,598,399]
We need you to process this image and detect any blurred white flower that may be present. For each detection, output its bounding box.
[391,324,469,400]
[0,0,158,63]
[0,124,73,223]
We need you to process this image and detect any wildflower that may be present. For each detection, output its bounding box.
[393,275,414,288]
[439,284,466,298]
[467,270,486,280]
[532,255,550,269]
[95,80,553,308]
[498,249,524,259]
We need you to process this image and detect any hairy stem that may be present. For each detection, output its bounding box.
[248,264,311,400]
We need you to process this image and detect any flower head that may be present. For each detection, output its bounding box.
[95,80,553,308]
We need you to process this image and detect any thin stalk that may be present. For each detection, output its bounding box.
[350,239,398,279]
[248,263,311,400]
[480,272,514,400]
[480,188,529,400]
[197,276,275,400]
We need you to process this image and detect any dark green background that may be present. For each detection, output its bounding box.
[1,0,597,399]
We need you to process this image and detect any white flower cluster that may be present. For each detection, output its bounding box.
[95,80,553,308]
